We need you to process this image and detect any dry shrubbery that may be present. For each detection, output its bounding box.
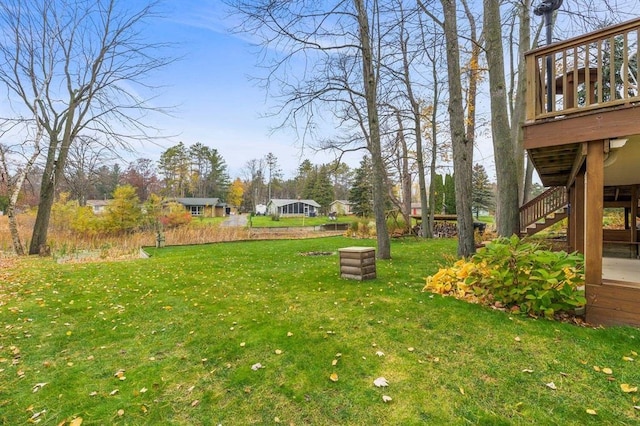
[0,212,251,261]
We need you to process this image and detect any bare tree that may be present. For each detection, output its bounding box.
[227,0,391,258]
[0,0,174,255]
[0,120,42,255]
[439,0,476,257]
[484,0,520,236]
[61,136,115,205]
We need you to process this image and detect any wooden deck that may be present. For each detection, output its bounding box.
[603,257,640,283]
[587,257,640,327]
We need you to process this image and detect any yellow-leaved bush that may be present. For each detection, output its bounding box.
[424,236,586,318]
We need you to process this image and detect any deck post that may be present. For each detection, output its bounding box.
[632,185,638,257]
[574,171,586,254]
[584,140,604,285]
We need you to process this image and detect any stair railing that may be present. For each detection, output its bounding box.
[520,186,568,233]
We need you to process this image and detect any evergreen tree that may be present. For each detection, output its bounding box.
[432,174,445,214]
[349,156,374,217]
[311,165,334,214]
[105,185,142,233]
[444,173,456,214]
[471,163,494,219]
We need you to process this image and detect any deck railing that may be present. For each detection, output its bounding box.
[526,17,640,122]
[520,186,567,232]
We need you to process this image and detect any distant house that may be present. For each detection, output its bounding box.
[255,203,267,215]
[175,198,226,217]
[86,199,111,215]
[411,203,422,217]
[329,200,353,216]
[267,199,320,217]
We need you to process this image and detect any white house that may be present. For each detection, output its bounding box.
[86,199,111,214]
[267,199,320,217]
[329,200,353,215]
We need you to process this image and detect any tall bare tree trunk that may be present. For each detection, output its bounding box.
[484,0,520,236]
[441,0,475,257]
[510,0,532,205]
[354,0,390,259]
[29,99,77,254]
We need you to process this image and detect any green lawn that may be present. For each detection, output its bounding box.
[249,215,353,228]
[1,237,639,424]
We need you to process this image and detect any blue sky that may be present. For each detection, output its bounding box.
[135,1,359,179]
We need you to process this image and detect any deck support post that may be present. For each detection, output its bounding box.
[574,171,586,254]
[585,140,604,286]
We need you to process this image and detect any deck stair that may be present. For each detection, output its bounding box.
[519,186,568,236]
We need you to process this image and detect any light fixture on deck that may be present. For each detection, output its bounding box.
[604,138,628,167]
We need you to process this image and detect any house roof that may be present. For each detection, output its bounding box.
[268,199,321,208]
[330,200,352,205]
[86,199,110,207]
[174,197,224,206]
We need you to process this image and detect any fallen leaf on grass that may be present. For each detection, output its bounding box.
[191,400,200,407]
[593,366,601,372]
[514,336,521,342]
[376,351,384,357]
[382,395,392,403]
[29,410,46,421]
[621,384,638,393]
[287,332,293,337]
[623,356,635,362]
[545,382,557,390]
[332,359,338,366]
[109,389,119,396]
[522,369,534,373]
[89,391,98,397]
[117,409,124,417]
[114,369,126,380]
[374,377,389,387]
[69,417,83,426]
[251,363,263,371]
[275,349,283,355]
[459,387,465,395]
[602,368,613,375]
[140,387,148,393]
[329,373,339,382]
[407,347,415,352]
[586,409,597,415]
[32,383,48,393]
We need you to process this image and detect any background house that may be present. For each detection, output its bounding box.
[267,199,320,217]
[329,200,353,215]
[86,199,110,214]
[175,198,226,217]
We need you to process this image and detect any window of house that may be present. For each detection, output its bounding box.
[190,205,203,216]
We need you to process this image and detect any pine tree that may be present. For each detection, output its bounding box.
[444,173,456,214]
[472,164,494,219]
[432,174,445,214]
[105,185,142,233]
[349,157,373,217]
[312,165,334,214]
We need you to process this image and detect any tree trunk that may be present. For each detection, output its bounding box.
[441,0,475,257]
[29,99,77,255]
[7,203,24,256]
[354,0,390,259]
[510,0,531,205]
[484,0,520,237]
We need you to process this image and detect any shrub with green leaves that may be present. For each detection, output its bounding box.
[425,235,585,318]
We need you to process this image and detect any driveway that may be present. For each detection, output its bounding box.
[221,214,248,227]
